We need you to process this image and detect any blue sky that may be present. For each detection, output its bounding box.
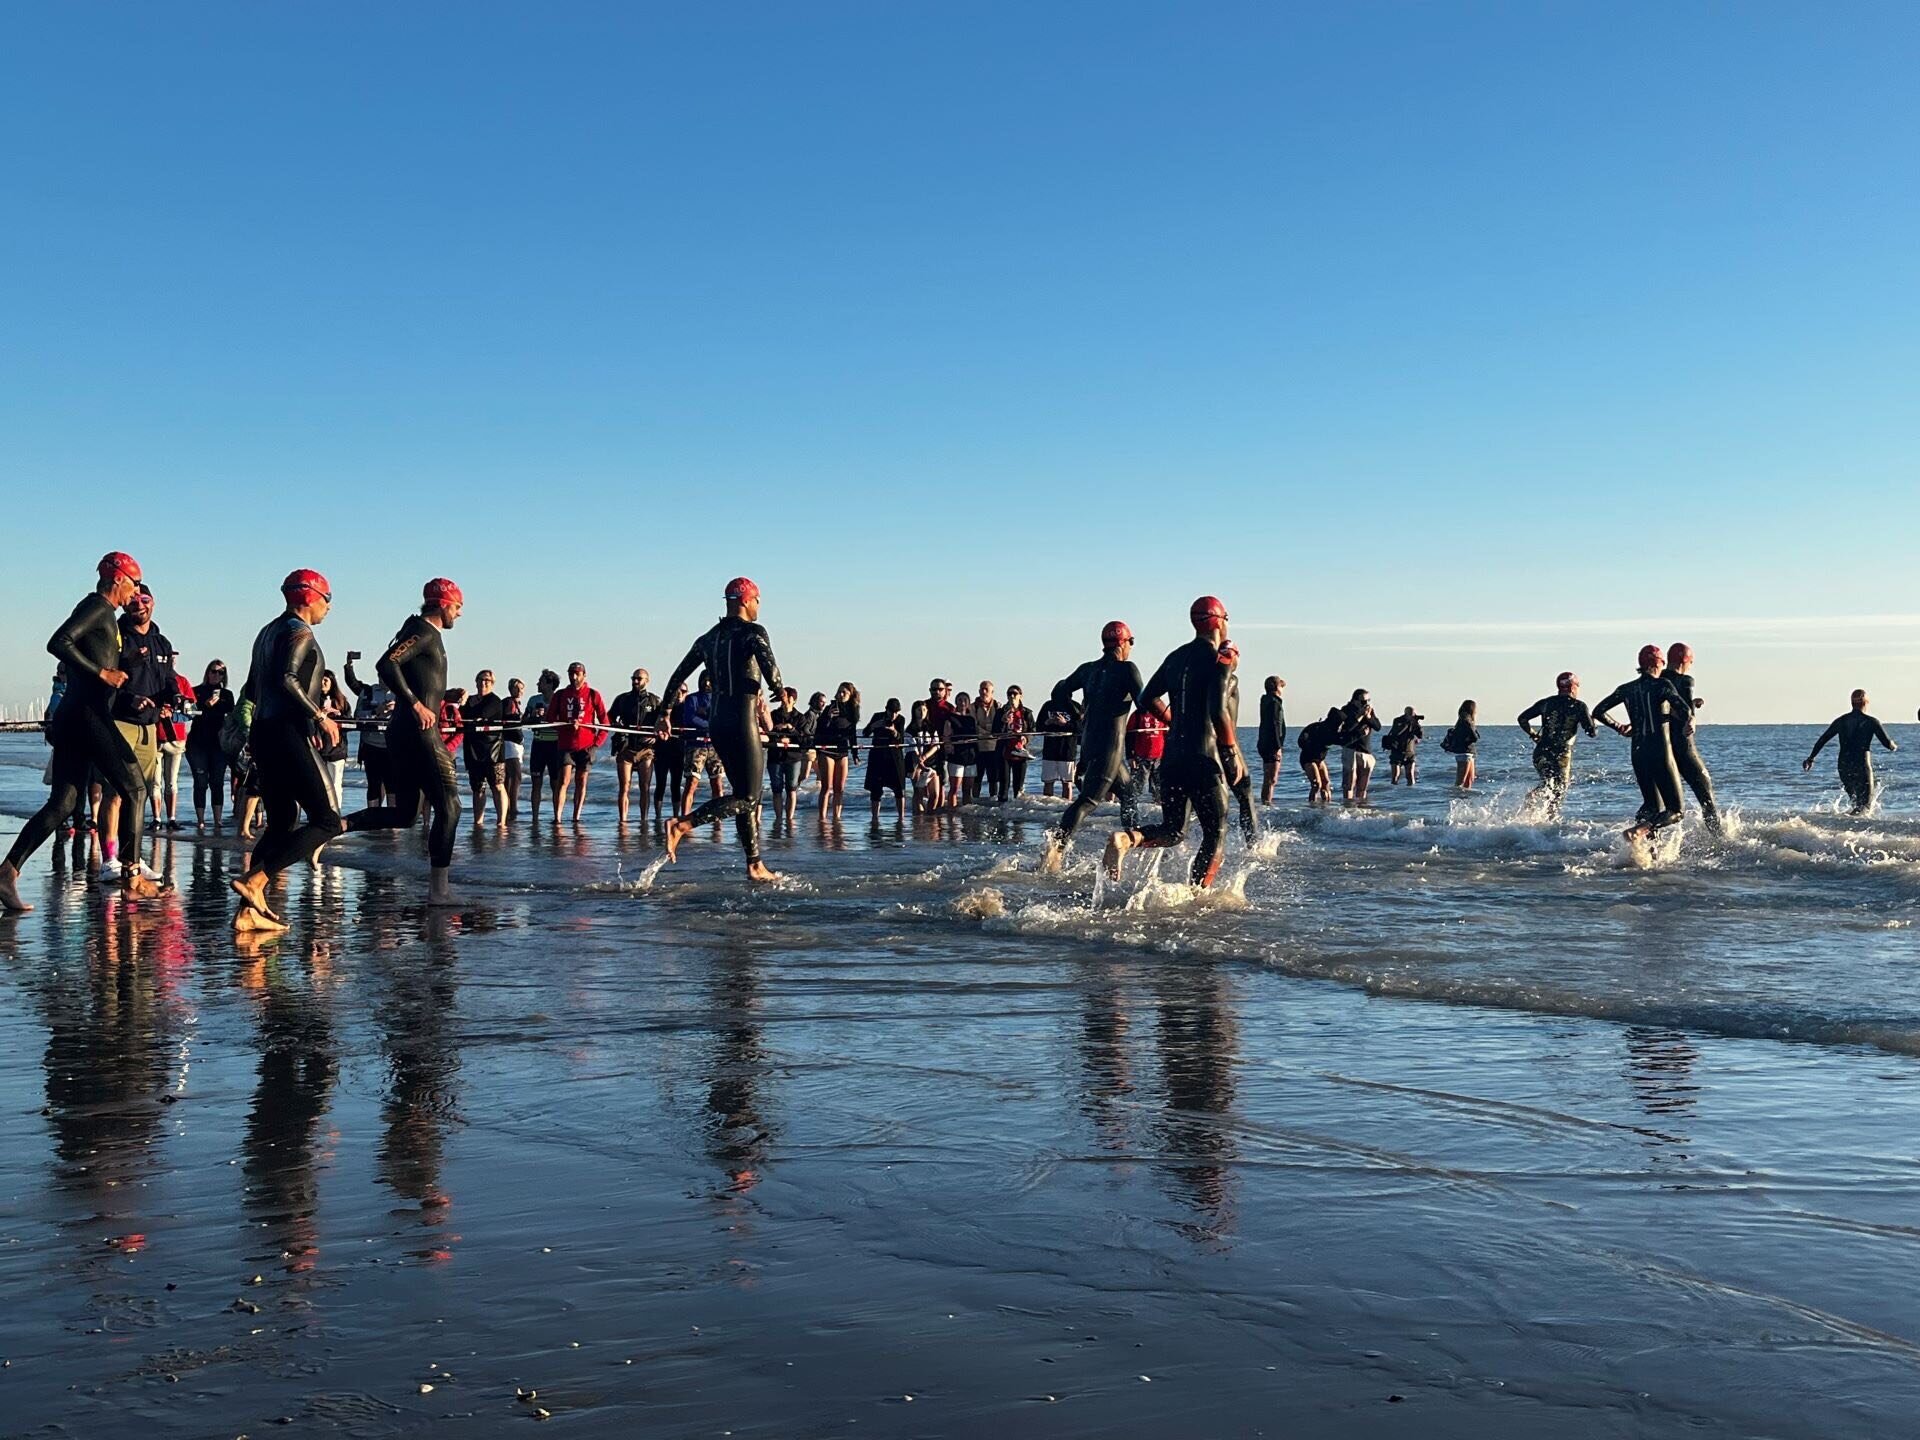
[3,2,1916,721]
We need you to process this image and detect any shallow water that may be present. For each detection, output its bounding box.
[1,725,1917,1436]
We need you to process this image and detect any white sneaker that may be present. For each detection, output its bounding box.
[99,859,123,882]
[135,862,164,883]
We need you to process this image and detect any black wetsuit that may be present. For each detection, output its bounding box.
[1665,673,1718,827]
[244,612,352,877]
[1807,711,1896,813]
[1133,638,1236,885]
[1052,653,1144,839]
[6,592,150,872]
[354,615,460,868]
[1257,693,1286,761]
[1592,674,1691,827]
[661,616,784,864]
[1518,693,1594,802]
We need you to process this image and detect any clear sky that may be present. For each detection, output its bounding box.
[3,3,1916,722]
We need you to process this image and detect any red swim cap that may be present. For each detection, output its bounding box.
[1667,642,1693,668]
[282,568,331,606]
[1556,670,1578,692]
[1190,595,1228,631]
[1637,643,1663,670]
[1101,620,1132,648]
[97,551,142,586]
[725,576,760,605]
[423,577,464,610]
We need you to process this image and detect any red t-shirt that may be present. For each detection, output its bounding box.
[550,684,609,752]
[1126,710,1167,762]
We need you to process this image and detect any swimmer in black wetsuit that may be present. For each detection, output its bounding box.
[1042,620,1144,873]
[1105,596,1244,887]
[1257,676,1286,804]
[1,552,164,911]
[229,569,353,931]
[1804,689,1897,814]
[660,577,785,883]
[1664,643,1719,832]
[1517,671,1595,817]
[1591,644,1693,835]
[349,577,465,906]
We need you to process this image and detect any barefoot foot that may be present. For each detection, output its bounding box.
[1103,830,1136,881]
[746,861,781,884]
[663,818,693,863]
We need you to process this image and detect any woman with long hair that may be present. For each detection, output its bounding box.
[815,682,861,818]
[1444,700,1480,790]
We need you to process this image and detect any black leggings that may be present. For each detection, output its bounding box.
[7,706,146,871]
[1002,755,1028,801]
[189,746,228,812]
[682,702,765,863]
[1672,739,1718,822]
[248,720,348,878]
[1134,760,1229,886]
[348,724,461,868]
[653,746,683,813]
[360,745,391,805]
[1057,753,1137,841]
[1629,743,1684,825]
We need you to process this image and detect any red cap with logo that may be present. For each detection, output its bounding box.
[1637,643,1664,670]
[1556,670,1578,692]
[725,576,760,606]
[1101,620,1132,648]
[1189,595,1228,632]
[98,551,142,586]
[282,569,331,607]
[424,577,464,610]
[1667,643,1693,668]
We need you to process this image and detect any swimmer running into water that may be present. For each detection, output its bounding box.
[1804,690,1896,814]
[1,553,165,911]
[229,570,362,930]
[1517,671,1595,818]
[1042,621,1143,874]
[660,577,786,883]
[1591,644,1693,838]
[349,578,466,907]
[1104,597,1244,888]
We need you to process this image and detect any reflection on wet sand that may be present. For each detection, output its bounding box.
[1076,959,1135,1154]
[1151,967,1240,1243]
[703,942,774,1204]
[240,938,337,1279]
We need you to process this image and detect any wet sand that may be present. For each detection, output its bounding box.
[4,746,1920,1434]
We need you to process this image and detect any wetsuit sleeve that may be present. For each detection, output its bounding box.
[1277,702,1285,748]
[1049,662,1092,709]
[1592,687,1627,727]
[1805,719,1842,762]
[749,624,783,700]
[1138,661,1169,709]
[1208,664,1235,752]
[378,627,423,709]
[1517,699,1545,732]
[46,597,108,680]
[1874,719,1896,750]
[659,639,708,709]
[279,626,327,723]
[1578,701,1595,736]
